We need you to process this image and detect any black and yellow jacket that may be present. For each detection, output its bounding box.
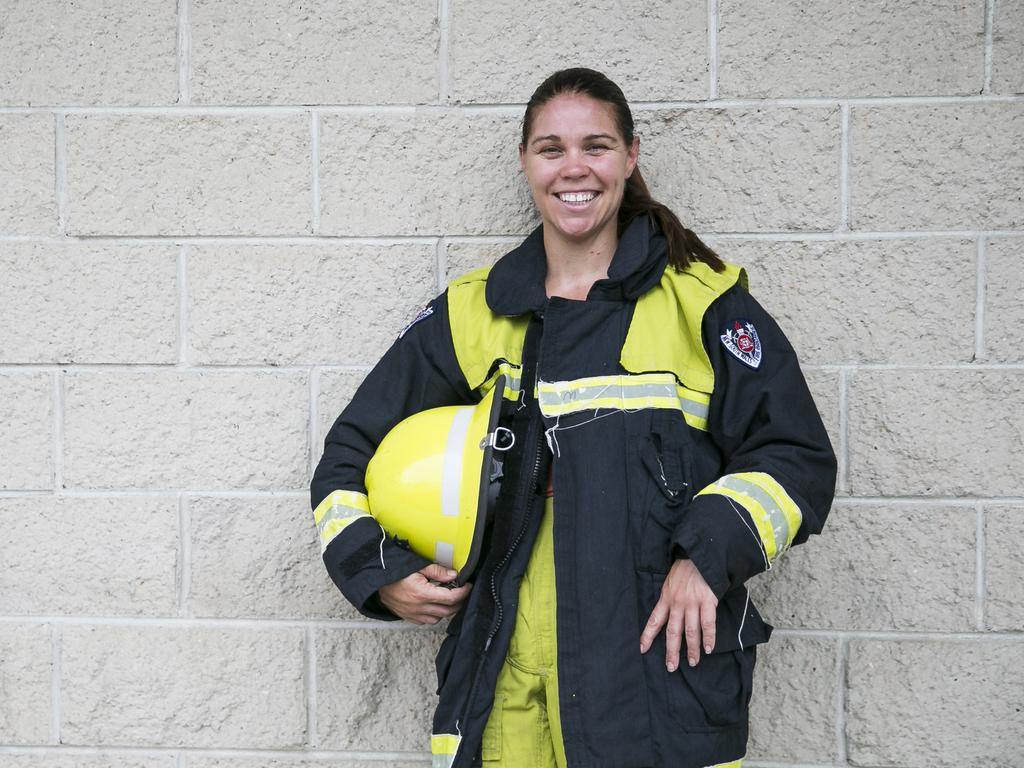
[311,215,837,768]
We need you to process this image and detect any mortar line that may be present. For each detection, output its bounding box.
[53,370,64,491]
[976,502,986,631]
[435,236,447,293]
[308,369,320,482]
[983,0,995,94]
[305,625,318,748]
[839,104,850,231]
[177,0,191,104]
[835,636,848,765]
[707,0,719,100]
[50,623,61,743]
[178,494,191,618]
[178,245,190,366]
[0,746,434,760]
[974,236,987,361]
[438,0,451,103]
[0,615,451,632]
[310,110,321,234]
[54,112,67,235]
[838,367,850,495]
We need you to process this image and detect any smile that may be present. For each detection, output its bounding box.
[556,191,600,207]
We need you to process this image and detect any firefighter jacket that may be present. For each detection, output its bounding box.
[310,214,837,768]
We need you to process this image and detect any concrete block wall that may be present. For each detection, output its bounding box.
[0,1,1020,766]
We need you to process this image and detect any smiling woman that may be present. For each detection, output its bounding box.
[311,68,836,768]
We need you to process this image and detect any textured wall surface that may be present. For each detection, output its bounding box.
[1,1,1021,767]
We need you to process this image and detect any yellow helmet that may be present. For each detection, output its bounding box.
[365,376,513,586]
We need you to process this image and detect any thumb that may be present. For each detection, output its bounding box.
[420,563,458,583]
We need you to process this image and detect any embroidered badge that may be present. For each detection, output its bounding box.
[398,303,434,339]
[721,319,762,369]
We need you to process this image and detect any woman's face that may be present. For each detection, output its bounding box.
[520,93,639,247]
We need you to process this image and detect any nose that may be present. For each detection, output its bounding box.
[559,148,589,179]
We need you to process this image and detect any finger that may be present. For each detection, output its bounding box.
[640,599,669,653]
[427,583,473,606]
[420,564,458,583]
[700,598,717,655]
[664,604,684,672]
[684,605,701,667]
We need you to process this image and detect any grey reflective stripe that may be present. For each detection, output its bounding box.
[717,474,791,555]
[441,408,473,518]
[433,757,455,768]
[679,396,709,420]
[435,540,455,569]
[316,502,369,540]
[538,380,674,408]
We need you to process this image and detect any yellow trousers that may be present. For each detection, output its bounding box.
[481,497,742,768]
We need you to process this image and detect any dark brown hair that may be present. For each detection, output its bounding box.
[521,67,724,273]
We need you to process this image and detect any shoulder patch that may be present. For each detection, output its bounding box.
[398,303,435,339]
[720,319,762,369]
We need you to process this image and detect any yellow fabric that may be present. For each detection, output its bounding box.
[312,489,371,552]
[482,495,567,768]
[431,732,462,767]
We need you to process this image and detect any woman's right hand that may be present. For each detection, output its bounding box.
[378,563,473,625]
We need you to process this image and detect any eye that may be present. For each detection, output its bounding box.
[586,144,610,154]
[539,145,562,156]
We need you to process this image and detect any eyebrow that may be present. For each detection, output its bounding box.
[530,133,618,146]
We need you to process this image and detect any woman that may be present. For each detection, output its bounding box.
[311,68,836,768]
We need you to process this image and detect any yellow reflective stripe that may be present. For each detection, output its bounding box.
[705,760,743,768]
[478,360,522,401]
[312,490,372,552]
[536,373,710,431]
[697,472,802,562]
[431,732,462,767]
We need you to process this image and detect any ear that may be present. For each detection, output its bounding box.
[626,136,639,178]
[518,143,526,172]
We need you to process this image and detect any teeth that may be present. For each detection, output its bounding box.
[558,191,596,203]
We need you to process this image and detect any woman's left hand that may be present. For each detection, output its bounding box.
[639,558,718,671]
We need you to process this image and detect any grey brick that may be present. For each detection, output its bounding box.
[0,372,52,490]
[719,0,985,98]
[191,0,438,105]
[190,495,362,620]
[189,244,435,365]
[992,0,1024,93]
[317,369,370,449]
[635,108,840,232]
[803,369,840,449]
[850,103,1024,229]
[191,761,427,768]
[848,370,1024,496]
[985,505,1024,630]
[444,241,509,284]
[63,371,308,490]
[0,114,55,235]
[0,496,178,616]
[61,625,306,747]
[0,242,177,364]
[448,0,707,103]
[729,238,976,364]
[0,624,51,744]
[750,504,976,631]
[316,627,442,751]
[65,115,311,236]
[847,639,1024,767]
[983,237,1024,362]
[0,0,177,106]
[319,111,535,236]
[747,636,837,763]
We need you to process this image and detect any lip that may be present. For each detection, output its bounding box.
[554,190,602,208]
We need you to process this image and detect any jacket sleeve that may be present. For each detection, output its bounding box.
[311,293,475,620]
[671,285,837,599]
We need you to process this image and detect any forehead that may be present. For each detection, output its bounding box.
[527,93,622,142]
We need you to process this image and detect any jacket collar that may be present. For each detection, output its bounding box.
[485,214,668,316]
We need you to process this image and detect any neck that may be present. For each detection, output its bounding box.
[543,224,618,300]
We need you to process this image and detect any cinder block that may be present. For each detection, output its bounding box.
[848,370,1024,496]
[985,505,1024,630]
[61,625,306,747]
[729,238,975,364]
[448,0,707,102]
[191,761,427,768]
[316,627,442,751]
[319,111,535,236]
[846,639,1024,767]
[65,115,311,236]
[191,0,438,104]
[983,237,1024,362]
[719,0,984,97]
[0,624,51,744]
[317,369,370,449]
[0,496,177,616]
[0,0,176,105]
[635,108,840,232]
[190,495,362,620]
[0,242,177,363]
[0,757,176,768]
[850,103,1024,229]
[63,371,308,490]
[444,240,510,284]
[992,0,1024,93]
[750,504,976,631]
[0,114,55,234]
[189,244,435,365]
[0,373,52,490]
[747,636,837,763]
[802,369,840,449]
